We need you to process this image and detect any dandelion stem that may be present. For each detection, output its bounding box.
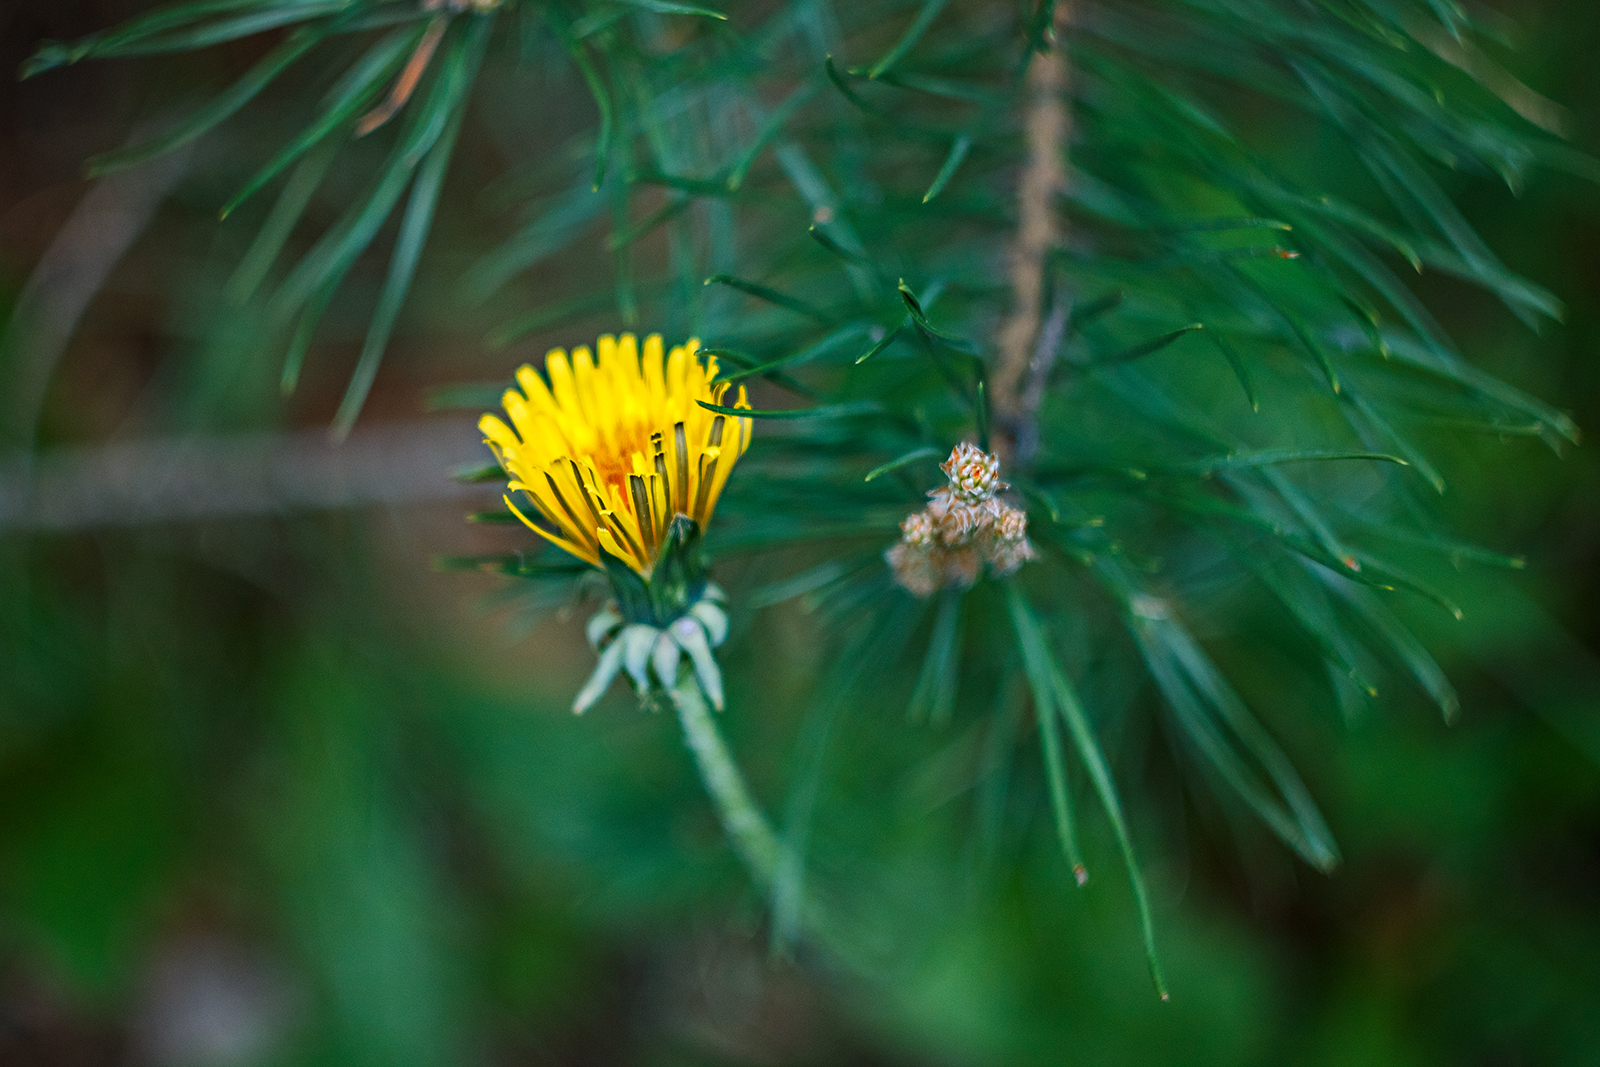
[671,673,783,889]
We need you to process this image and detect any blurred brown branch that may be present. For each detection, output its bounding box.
[1,140,192,451]
[0,419,486,530]
[993,2,1070,460]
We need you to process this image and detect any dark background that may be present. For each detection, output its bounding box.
[2,1,1598,1064]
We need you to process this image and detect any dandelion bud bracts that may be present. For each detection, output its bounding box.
[887,444,1036,595]
[574,584,731,714]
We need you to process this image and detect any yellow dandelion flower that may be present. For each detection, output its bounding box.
[479,332,753,576]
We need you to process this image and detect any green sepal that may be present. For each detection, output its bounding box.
[650,515,707,619]
[597,515,709,628]
[597,544,653,624]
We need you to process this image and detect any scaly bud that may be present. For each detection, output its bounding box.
[941,442,1005,503]
[888,445,1034,595]
[901,509,938,546]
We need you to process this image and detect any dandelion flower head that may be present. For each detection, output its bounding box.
[480,333,752,576]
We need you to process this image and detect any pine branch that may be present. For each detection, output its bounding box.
[994,1,1071,459]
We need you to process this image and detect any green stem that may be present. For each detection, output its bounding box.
[670,674,783,889]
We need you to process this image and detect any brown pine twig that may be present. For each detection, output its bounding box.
[356,11,449,137]
[993,3,1072,461]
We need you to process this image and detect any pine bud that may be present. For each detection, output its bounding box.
[886,542,942,598]
[888,444,1034,595]
[941,442,1005,503]
[994,503,1029,542]
[901,509,938,546]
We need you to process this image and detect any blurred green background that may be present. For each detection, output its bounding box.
[2,1,1598,1064]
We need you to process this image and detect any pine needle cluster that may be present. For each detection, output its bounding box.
[25,0,1585,989]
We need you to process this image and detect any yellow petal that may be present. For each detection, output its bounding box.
[483,331,752,576]
[505,494,598,566]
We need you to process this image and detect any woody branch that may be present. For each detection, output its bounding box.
[993,3,1072,462]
